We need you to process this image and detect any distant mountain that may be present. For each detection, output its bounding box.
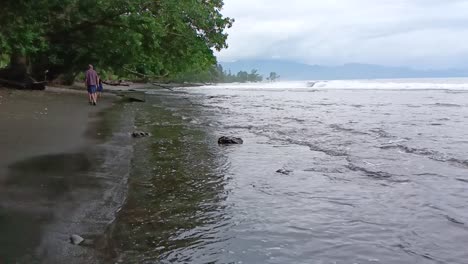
[219,60,467,80]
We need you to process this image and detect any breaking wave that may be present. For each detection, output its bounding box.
[380,144,468,168]
[190,78,468,91]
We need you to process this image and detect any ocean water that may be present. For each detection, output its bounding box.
[110,78,468,264]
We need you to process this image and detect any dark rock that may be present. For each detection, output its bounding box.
[117,91,146,102]
[218,136,243,145]
[132,131,151,138]
[126,95,145,102]
[276,168,292,175]
[70,234,84,245]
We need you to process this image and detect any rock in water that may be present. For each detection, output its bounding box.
[218,136,243,145]
[132,131,151,138]
[276,168,292,175]
[70,234,84,245]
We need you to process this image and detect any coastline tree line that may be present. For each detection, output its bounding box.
[174,64,280,83]
[0,0,233,84]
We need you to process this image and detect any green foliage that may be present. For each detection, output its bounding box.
[0,54,9,68]
[0,0,233,82]
[175,64,264,83]
[266,72,280,82]
[98,69,120,81]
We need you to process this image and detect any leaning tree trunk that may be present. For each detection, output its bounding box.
[0,54,46,90]
[0,54,29,81]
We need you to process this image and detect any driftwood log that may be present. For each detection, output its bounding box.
[0,66,46,90]
[103,80,131,86]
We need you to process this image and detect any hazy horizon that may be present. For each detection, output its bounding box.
[219,59,468,80]
[216,0,468,70]
[218,59,467,72]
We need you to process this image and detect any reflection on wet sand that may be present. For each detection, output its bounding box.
[104,94,229,263]
[0,90,133,264]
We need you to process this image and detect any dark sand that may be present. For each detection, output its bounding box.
[0,88,134,263]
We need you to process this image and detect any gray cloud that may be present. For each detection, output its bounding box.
[216,0,468,69]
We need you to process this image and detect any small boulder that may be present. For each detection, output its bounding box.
[70,234,84,245]
[132,131,151,138]
[276,168,292,175]
[218,136,243,145]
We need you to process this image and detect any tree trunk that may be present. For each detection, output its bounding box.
[29,55,77,85]
[0,54,46,90]
[0,54,28,81]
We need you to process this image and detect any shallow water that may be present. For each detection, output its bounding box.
[110,82,468,264]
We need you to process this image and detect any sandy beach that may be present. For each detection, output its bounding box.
[0,87,134,263]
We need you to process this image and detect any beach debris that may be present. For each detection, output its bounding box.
[103,80,131,86]
[0,65,46,90]
[127,96,145,102]
[70,234,85,245]
[276,168,292,175]
[218,136,243,145]
[132,131,151,138]
[118,91,146,102]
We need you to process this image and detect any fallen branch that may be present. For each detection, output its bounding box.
[122,67,169,80]
[102,80,130,86]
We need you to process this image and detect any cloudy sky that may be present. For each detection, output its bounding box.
[216,0,468,69]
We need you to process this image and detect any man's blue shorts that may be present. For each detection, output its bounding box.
[87,85,97,94]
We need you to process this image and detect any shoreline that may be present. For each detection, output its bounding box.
[0,86,135,263]
[0,83,200,263]
[95,87,227,263]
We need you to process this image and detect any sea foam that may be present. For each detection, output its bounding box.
[192,78,468,91]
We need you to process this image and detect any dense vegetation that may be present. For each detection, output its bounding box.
[0,0,233,84]
[174,64,281,83]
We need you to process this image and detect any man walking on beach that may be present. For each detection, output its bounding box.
[85,64,99,105]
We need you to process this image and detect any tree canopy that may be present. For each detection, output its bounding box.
[173,64,264,83]
[0,0,233,83]
[266,72,280,82]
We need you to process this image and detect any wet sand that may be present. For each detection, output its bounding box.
[0,88,134,263]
